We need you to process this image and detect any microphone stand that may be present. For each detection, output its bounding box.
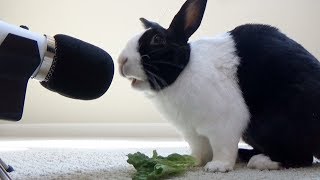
[0,24,42,180]
[0,158,12,180]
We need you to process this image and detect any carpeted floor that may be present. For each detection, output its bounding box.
[0,140,320,180]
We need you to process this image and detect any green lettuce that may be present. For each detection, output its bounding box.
[127,150,196,180]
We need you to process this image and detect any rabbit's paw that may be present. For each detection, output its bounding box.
[204,160,233,172]
[247,154,280,170]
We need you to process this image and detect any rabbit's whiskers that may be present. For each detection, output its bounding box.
[145,69,168,89]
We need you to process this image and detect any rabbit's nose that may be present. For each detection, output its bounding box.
[118,57,128,77]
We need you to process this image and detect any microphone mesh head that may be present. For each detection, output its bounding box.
[41,34,114,100]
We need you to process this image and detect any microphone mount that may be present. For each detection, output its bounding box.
[32,35,56,82]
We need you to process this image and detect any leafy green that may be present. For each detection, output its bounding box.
[127,150,196,180]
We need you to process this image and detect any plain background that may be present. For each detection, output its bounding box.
[0,0,319,124]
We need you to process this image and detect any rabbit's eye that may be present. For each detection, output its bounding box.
[150,34,166,46]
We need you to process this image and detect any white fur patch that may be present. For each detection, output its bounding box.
[247,154,280,170]
[118,31,151,91]
[151,33,250,170]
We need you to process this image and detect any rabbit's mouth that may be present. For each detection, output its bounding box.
[129,77,149,90]
[131,78,142,87]
[118,55,149,90]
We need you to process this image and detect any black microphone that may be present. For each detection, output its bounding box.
[39,34,114,100]
[0,20,114,120]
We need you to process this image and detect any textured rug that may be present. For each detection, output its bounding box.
[0,140,320,180]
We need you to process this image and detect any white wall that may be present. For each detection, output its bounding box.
[0,0,319,124]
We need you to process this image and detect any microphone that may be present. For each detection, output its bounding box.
[39,34,114,100]
[0,20,114,120]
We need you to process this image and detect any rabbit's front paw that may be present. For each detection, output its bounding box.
[204,160,233,172]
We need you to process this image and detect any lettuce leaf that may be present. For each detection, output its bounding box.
[127,150,196,180]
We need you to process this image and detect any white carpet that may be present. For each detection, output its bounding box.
[0,140,320,180]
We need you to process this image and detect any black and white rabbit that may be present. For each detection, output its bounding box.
[118,0,320,172]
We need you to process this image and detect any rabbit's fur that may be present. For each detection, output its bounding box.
[118,0,320,172]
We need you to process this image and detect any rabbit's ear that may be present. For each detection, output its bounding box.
[168,0,207,42]
[140,18,161,29]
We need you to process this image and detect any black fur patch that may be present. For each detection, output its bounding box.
[138,27,190,90]
[231,24,320,167]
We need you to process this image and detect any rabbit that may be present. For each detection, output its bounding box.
[118,0,320,172]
